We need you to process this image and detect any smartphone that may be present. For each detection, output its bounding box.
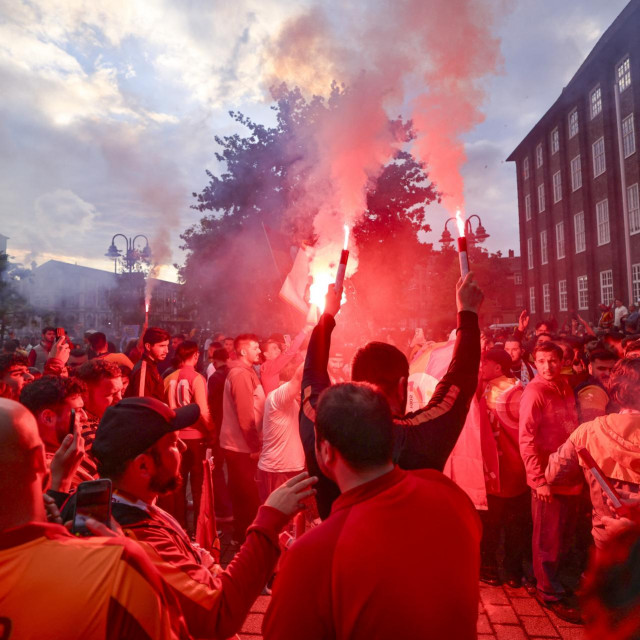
[68,408,76,435]
[577,448,624,510]
[72,479,113,537]
[56,327,65,340]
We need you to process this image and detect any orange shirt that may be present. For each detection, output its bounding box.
[0,522,186,639]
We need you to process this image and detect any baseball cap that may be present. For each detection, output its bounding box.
[92,397,200,468]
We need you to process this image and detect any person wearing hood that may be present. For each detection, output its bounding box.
[547,358,640,551]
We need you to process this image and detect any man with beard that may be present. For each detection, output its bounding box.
[574,349,618,423]
[81,397,316,640]
[125,327,170,401]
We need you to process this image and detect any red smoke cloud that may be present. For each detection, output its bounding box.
[265,0,509,278]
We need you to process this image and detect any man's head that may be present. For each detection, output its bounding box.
[314,383,393,484]
[504,337,524,366]
[142,327,170,363]
[234,334,261,365]
[211,347,229,370]
[533,342,564,382]
[93,397,200,500]
[615,299,624,308]
[175,340,199,368]
[87,332,108,354]
[352,341,409,416]
[624,339,640,359]
[20,376,87,449]
[588,349,619,387]
[609,358,640,411]
[42,326,56,347]
[262,339,282,361]
[536,332,553,346]
[535,321,550,336]
[223,338,235,354]
[0,399,49,524]
[0,353,34,400]
[75,359,123,419]
[171,334,185,350]
[481,349,512,382]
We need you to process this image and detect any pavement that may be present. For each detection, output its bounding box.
[219,527,586,640]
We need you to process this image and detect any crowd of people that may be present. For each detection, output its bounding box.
[1,275,640,639]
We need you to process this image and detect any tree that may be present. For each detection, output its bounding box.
[181,85,438,334]
[0,254,32,344]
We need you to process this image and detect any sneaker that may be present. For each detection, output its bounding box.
[479,567,501,587]
[522,577,537,596]
[540,599,582,624]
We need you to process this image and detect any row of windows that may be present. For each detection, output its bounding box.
[523,56,633,179]
[527,183,640,268]
[528,265,640,313]
[523,117,636,222]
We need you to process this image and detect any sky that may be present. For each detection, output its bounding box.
[0,0,631,281]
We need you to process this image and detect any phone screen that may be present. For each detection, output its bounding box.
[72,480,112,536]
[56,327,65,339]
[68,409,76,435]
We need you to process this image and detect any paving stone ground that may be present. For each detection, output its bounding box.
[220,529,585,640]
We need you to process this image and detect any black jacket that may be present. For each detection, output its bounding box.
[300,310,481,518]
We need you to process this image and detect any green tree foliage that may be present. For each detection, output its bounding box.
[181,85,439,333]
[0,254,32,342]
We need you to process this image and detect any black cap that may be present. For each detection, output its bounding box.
[92,397,200,468]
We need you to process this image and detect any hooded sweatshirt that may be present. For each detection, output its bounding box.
[546,413,640,548]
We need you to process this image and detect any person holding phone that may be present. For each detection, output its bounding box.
[0,398,186,639]
[546,358,640,550]
[86,396,316,640]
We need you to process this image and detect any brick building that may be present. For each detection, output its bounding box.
[508,0,640,324]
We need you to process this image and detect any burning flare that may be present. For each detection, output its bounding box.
[455,209,465,237]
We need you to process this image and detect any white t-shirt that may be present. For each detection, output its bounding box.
[614,305,629,327]
[258,379,305,473]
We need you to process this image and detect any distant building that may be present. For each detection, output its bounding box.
[19,260,192,338]
[508,0,640,324]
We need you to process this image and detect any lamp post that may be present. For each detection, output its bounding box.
[105,234,151,273]
[439,214,490,248]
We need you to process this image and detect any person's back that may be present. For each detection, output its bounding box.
[0,397,182,640]
[264,382,481,640]
[0,522,180,639]
[265,467,479,639]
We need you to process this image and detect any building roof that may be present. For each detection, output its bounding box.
[507,0,640,162]
[34,259,179,287]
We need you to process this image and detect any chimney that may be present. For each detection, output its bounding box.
[508,249,514,258]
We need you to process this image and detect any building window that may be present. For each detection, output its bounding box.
[540,230,548,265]
[527,237,534,269]
[577,275,589,310]
[538,183,545,213]
[525,194,532,221]
[600,270,614,306]
[596,199,610,245]
[559,280,568,311]
[623,114,636,158]
[618,56,631,92]
[570,155,582,191]
[592,137,606,177]
[551,128,559,154]
[530,286,536,313]
[556,221,565,259]
[543,283,551,313]
[553,171,562,203]
[574,212,586,253]
[569,108,579,138]
[590,86,602,119]
[629,183,640,234]
[536,143,543,168]
[633,264,640,303]
[523,157,530,180]
[514,272,522,285]
[515,293,524,308]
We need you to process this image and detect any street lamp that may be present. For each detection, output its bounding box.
[439,214,490,247]
[105,234,151,273]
